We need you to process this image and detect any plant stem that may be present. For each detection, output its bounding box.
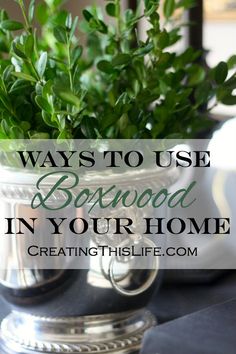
[17,0,31,33]
[115,0,122,42]
[33,29,39,59]
[67,41,73,91]
[66,38,74,122]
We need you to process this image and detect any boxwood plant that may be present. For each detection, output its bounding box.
[0,0,236,140]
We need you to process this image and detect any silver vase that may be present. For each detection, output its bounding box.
[0,165,177,354]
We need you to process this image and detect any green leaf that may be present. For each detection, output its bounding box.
[115,92,130,107]
[12,42,27,59]
[145,5,159,16]
[217,86,236,105]
[157,30,169,49]
[228,55,236,70]
[83,9,93,22]
[42,111,58,128]
[11,72,37,82]
[144,0,160,16]
[1,119,10,135]
[135,42,154,56]
[194,82,212,105]
[3,65,13,82]
[0,39,8,53]
[28,0,35,23]
[58,91,82,108]
[20,121,31,131]
[100,113,118,130]
[36,52,48,78]
[0,9,9,22]
[97,60,113,74]
[112,53,131,67]
[89,18,108,34]
[10,126,24,139]
[220,94,236,106]
[176,0,196,9]
[36,2,49,25]
[58,130,71,139]
[98,20,108,34]
[66,13,72,30]
[106,3,116,17]
[163,0,175,18]
[121,124,138,138]
[24,35,34,57]
[53,25,68,44]
[0,131,7,139]
[115,92,131,114]
[223,74,236,90]
[1,20,24,31]
[42,80,53,97]
[0,91,12,115]
[72,45,83,67]
[215,61,228,84]
[35,96,53,113]
[30,132,50,139]
[10,79,31,94]
[81,116,98,138]
[188,65,206,86]
[69,16,79,39]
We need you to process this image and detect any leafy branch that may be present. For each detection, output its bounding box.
[0,0,235,140]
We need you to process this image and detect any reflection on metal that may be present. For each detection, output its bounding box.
[0,165,178,286]
[0,156,177,353]
[1,310,156,354]
[108,237,159,297]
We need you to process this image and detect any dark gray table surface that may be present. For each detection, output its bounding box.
[143,270,236,353]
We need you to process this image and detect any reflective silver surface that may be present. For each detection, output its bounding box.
[0,310,156,354]
[0,166,178,353]
[0,166,177,311]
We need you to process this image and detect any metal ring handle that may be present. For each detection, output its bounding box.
[108,237,159,297]
[99,249,129,283]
